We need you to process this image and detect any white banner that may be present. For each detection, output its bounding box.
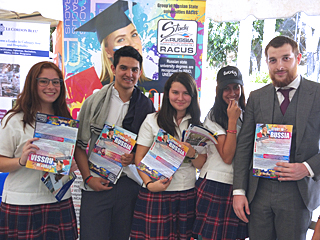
[0,19,50,122]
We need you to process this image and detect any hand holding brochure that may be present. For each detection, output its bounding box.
[26,113,79,175]
[182,124,218,146]
[88,124,137,183]
[137,129,189,181]
[253,124,293,178]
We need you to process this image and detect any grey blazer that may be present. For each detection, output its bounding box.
[233,77,320,211]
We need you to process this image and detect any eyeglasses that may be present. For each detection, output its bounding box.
[36,78,63,87]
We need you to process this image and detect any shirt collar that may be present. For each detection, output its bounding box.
[112,86,130,103]
[173,113,192,126]
[112,86,119,97]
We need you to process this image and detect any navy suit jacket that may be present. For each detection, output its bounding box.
[233,77,320,211]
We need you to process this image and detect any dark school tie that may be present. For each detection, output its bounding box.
[278,88,293,115]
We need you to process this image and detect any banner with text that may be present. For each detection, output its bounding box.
[0,19,50,123]
[63,0,206,117]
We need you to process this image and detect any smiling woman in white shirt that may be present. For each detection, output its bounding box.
[130,72,206,240]
[0,62,77,240]
[192,66,248,240]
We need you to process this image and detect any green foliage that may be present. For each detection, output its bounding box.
[207,19,266,69]
[207,20,240,68]
[252,20,264,45]
[249,71,271,84]
[275,19,285,32]
[252,20,264,55]
[207,17,289,73]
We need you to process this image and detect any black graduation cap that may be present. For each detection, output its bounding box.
[75,0,134,44]
[260,124,267,129]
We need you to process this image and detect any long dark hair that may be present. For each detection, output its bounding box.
[2,61,71,129]
[209,85,246,130]
[157,72,201,136]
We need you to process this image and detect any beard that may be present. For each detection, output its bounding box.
[270,70,296,87]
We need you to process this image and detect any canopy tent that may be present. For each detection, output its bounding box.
[206,0,320,22]
[1,0,320,24]
[0,0,62,26]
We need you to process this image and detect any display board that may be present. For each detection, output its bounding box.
[63,0,206,117]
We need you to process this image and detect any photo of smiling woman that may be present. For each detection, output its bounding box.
[76,0,164,92]
[192,66,248,240]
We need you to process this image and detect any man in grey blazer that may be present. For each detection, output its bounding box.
[233,35,320,240]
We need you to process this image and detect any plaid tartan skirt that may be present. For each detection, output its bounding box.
[192,178,248,240]
[130,187,196,240]
[0,198,78,240]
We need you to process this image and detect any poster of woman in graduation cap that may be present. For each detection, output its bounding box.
[63,0,206,118]
[75,1,154,87]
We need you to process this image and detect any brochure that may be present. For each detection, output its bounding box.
[89,124,137,184]
[41,172,77,201]
[136,129,189,181]
[182,124,218,146]
[253,124,293,178]
[26,113,79,175]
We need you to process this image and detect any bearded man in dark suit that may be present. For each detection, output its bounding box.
[233,35,320,240]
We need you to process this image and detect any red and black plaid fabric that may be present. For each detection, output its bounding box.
[192,177,248,240]
[0,198,78,240]
[130,187,196,240]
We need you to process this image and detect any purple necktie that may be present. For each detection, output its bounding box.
[278,88,293,115]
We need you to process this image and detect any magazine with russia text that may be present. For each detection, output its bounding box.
[136,129,189,181]
[253,123,293,178]
[26,113,79,175]
[88,124,137,184]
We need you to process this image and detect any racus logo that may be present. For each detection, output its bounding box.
[0,23,5,35]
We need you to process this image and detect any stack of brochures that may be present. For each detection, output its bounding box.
[88,124,137,184]
[137,129,189,181]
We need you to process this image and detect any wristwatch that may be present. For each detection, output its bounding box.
[189,150,199,160]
